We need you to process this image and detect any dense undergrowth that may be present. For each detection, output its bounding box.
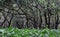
[0,27,60,37]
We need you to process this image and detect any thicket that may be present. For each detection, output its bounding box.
[0,27,60,37]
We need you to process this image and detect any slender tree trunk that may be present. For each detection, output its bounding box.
[39,14,42,29]
[55,14,59,29]
[47,13,50,28]
[44,11,48,26]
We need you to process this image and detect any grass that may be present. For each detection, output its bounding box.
[0,27,60,37]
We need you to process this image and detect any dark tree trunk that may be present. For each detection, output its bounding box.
[44,12,48,25]
[39,14,42,29]
[55,14,59,29]
[33,18,37,29]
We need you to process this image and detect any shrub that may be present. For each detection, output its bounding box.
[0,27,60,37]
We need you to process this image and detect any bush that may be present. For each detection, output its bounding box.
[0,27,60,37]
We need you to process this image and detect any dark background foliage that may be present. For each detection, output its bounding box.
[0,0,60,29]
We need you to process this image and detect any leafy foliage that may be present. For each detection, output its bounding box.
[0,27,60,37]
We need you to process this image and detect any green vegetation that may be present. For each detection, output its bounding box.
[0,27,60,37]
[0,0,60,37]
